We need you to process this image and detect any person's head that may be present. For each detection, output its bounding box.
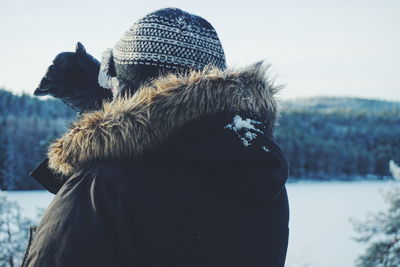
[99,8,226,97]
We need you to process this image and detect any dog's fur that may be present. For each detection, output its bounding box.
[48,63,280,176]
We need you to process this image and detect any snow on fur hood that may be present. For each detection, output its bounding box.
[47,63,280,176]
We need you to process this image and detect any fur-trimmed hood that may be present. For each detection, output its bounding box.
[48,63,280,176]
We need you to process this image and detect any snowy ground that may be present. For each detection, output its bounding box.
[285,181,398,267]
[6,181,399,267]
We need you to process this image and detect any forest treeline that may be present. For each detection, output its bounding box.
[276,97,400,180]
[0,89,399,190]
[0,89,76,190]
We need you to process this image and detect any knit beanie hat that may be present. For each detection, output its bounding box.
[99,8,226,95]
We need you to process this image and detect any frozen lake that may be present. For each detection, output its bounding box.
[5,181,399,267]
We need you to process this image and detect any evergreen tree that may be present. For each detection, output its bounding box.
[352,187,400,267]
[0,192,33,267]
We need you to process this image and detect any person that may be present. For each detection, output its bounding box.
[23,8,289,267]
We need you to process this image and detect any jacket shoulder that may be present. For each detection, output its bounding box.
[24,165,134,267]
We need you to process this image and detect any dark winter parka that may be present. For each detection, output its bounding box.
[24,64,289,267]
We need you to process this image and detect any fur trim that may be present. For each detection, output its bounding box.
[98,48,119,96]
[48,63,280,176]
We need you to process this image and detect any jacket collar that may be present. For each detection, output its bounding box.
[48,63,280,176]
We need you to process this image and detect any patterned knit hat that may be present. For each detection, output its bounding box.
[99,8,226,93]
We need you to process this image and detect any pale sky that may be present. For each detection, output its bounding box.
[1,0,399,101]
